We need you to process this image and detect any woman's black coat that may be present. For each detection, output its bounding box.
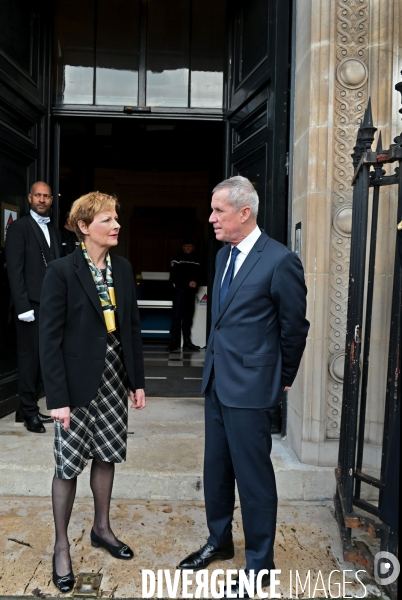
[39,247,145,410]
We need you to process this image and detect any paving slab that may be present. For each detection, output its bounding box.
[0,398,335,501]
[0,498,386,599]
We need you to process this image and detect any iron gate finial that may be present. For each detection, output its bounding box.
[360,98,377,151]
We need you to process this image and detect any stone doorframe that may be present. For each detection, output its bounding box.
[288,0,401,467]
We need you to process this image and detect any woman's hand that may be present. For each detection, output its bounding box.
[129,389,146,410]
[50,407,71,430]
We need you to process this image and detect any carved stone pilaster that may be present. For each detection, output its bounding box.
[327,0,369,438]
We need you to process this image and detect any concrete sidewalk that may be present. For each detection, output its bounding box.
[0,397,388,598]
[0,397,335,501]
[0,498,385,598]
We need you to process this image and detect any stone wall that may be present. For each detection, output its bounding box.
[288,0,402,467]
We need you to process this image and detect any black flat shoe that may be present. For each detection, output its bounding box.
[90,528,134,560]
[52,555,75,593]
[23,415,46,433]
[15,410,24,423]
[167,343,181,352]
[183,338,200,351]
[38,412,53,424]
[178,541,234,571]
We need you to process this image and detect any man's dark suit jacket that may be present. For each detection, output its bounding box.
[6,213,62,314]
[39,248,145,410]
[201,231,309,407]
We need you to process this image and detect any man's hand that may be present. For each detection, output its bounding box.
[130,389,146,410]
[189,281,197,288]
[50,407,71,430]
[284,386,291,392]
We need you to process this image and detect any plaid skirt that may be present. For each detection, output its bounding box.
[54,332,128,479]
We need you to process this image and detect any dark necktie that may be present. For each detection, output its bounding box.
[219,246,240,309]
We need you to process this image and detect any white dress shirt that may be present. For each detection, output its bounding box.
[221,225,262,284]
[30,209,51,247]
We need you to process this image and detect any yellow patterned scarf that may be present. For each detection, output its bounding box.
[81,242,117,333]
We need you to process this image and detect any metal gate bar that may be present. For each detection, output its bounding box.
[334,78,402,600]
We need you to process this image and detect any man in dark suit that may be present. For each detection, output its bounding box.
[60,210,79,256]
[168,239,201,352]
[6,181,62,433]
[179,176,309,597]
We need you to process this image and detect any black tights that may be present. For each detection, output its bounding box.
[52,475,77,577]
[52,458,120,576]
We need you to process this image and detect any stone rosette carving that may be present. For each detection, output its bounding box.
[332,206,353,237]
[327,0,369,438]
[337,58,368,89]
[329,352,346,383]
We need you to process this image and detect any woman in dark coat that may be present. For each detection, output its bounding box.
[40,192,145,592]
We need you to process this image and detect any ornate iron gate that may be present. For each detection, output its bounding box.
[334,78,401,599]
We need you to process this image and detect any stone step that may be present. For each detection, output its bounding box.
[0,397,335,501]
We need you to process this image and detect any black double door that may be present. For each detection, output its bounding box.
[0,0,52,414]
[0,0,291,415]
[222,0,291,431]
[224,0,291,243]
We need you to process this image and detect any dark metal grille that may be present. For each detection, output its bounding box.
[334,79,402,600]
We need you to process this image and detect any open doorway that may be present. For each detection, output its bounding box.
[58,118,223,268]
[57,117,224,396]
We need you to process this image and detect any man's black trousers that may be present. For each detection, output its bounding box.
[204,377,277,572]
[170,288,196,340]
[14,302,43,417]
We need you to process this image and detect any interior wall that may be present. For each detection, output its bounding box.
[94,169,210,279]
[57,119,224,284]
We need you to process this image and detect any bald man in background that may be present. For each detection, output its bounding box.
[6,181,62,433]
